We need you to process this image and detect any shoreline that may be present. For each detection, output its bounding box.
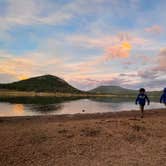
[0,108,165,122]
[1,108,166,166]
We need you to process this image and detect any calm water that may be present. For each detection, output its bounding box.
[0,97,165,117]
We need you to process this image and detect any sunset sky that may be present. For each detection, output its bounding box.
[0,0,166,90]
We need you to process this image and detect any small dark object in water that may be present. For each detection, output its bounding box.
[82,109,85,112]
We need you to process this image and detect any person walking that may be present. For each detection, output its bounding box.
[135,88,150,118]
[160,88,166,106]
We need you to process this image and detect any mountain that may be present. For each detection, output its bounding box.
[0,75,82,93]
[89,85,163,96]
[89,85,137,95]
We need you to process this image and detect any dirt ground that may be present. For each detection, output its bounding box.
[1,109,166,166]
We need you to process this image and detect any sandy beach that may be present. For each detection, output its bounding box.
[1,109,166,166]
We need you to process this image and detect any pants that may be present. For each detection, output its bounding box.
[140,105,145,112]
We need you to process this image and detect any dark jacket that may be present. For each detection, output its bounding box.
[135,93,150,106]
[160,88,166,103]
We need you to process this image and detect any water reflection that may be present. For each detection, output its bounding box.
[0,97,165,117]
[12,104,25,116]
[28,104,63,113]
[0,96,82,104]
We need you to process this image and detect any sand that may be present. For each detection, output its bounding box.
[1,109,166,166]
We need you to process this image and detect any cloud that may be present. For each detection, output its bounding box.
[62,41,132,79]
[155,48,166,72]
[69,32,147,48]
[0,50,65,82]
[125,48,166,90]
[138,70,159,80]
[68,32,150,65]
[104,42,132,60]
[128,78,166,90]
[115,70,165,91]
[68,75,121,90]
[145,25,163,34]
[140,48,166,77]
[59,32,154,82]
[1,0,135,29]
[0,73,17,83]
[0,0,73,30]
[68,71,141,90]
[65,38,166,91]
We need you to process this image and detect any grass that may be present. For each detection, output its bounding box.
[0,90,161,100]
[0,90,119,97]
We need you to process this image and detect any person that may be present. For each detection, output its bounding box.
[135,88,150,118]
[160,88,166,106]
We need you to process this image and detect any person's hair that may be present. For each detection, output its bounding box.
[164,88,166,92]
[139,88,145,92]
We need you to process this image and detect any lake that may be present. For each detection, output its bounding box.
[0,97,165,117]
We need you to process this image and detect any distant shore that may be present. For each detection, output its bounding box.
[0,108,166,165]
[0,89,132,97]
[0,89,160,98]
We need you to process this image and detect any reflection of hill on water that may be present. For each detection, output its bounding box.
[0,96,83,104]
[89,97,134,103]
[28,104,63,113]
[0,96,84,114]
[89,96,160,103]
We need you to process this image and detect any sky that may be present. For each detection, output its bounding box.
[0,0,166,91]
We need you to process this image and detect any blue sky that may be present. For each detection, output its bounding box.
[0,0,166,90]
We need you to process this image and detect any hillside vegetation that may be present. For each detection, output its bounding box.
[89,85,137,95]
[0,75,82,93]
[0,75,162,97]
[89,85,162,97]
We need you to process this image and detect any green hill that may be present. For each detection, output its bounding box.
[89,85,137,95]
[0,75,82,93]
[0,76,163,96]
[89,85,162,97]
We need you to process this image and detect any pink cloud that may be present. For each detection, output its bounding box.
[103,42,131,60]
[69,32,147,49]
[145,25,163,34]
[68,33,151,64]
[155,48,166,72]
[135,48,166,82]
[0,51,64,82]
[69,33,146,66]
